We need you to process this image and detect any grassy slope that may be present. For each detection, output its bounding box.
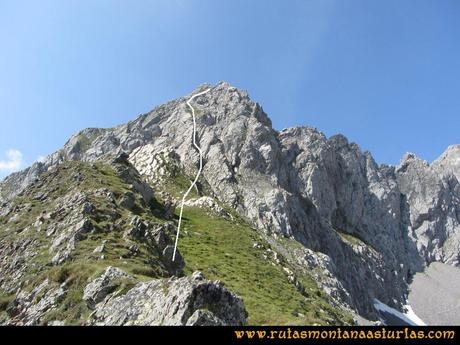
[178,207,354,325]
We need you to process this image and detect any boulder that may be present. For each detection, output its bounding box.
[90,271,247,325]
[83,267,134,309]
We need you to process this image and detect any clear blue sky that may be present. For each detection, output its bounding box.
[1,0,459,178]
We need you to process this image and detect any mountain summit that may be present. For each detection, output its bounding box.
[1,82,459,325]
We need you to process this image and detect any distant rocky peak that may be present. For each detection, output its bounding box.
[433,144,460,180]
[396,152,429,174]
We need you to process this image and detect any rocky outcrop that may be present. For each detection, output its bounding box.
[433,145,460,181]
[111,153,155,206]
[83,267,135,309]
[7,279,67,325]
[184,196,232,219]
[0,188,97,293]
[123,216,185,275]
[90,271,247,326]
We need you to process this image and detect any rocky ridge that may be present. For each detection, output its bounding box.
[0,155,249,325]
[89,270,247,326]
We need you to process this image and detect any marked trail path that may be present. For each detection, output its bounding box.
[172,88,211,261]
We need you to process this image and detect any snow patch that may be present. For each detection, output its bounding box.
[404,304,426,326]
[373,299,426,326]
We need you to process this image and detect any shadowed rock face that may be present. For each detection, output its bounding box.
[1,81,459,320]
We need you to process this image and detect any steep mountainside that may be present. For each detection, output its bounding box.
[1,82,459,324]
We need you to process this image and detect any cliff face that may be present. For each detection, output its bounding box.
[1,82,459,323]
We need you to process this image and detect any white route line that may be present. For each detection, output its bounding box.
[172,88,211,261]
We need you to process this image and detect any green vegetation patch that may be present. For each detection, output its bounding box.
[335,228,378,253]
[178,206,353,325]
[0,293,14,312]
[337,231,365,246]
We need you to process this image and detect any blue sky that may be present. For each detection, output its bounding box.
[1,0,459,178]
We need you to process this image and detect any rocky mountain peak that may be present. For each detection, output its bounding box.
[1,82,459,325]
[397,152,427,173]
[433,144,460,180]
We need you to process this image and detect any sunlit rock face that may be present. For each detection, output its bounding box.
[1,82,459,321]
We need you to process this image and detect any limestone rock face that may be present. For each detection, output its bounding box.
[90,271,247,326]
[1,81,459,320]
[83,267,135,309]
[433,145,460,181]
[397,152,460,266]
